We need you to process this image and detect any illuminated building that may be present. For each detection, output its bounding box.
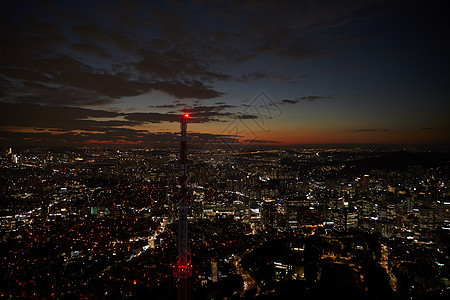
[286,196,324,230]
[262,198,276,231]
[211,260,218,283]
[362,174,369,193]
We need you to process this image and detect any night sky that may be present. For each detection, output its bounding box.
[1,0,449,147]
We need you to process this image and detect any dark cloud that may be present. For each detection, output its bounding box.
[0,123,247,148]
[0,103,259,146]
[1,0,361,107]
[151,80,224,99]
[70,42,112,58]
[56,68,153,99]
[135,104,238,123]
[0,102,239,132]
[281,99,298,105]
[0,16,67,67]
[0,46,225,104]
[186,105,236,122]
[189,104,236,112]
[235,71,268,82]
[0,5,228,103]
[235,71,305,83]
[235,114,259,120]
[0,102,131,131]
[7,81,114,107]
[280,95,331,105]
[0,102,251,146]
[133,48,230,83]
[0,54,155,105]
[0,68,51,83]
[2,0,445,146]
[0,129,169,147]
[71,24,139,51]
[355,129,390,132]
[299,96,331,102]
[125,112,180,123]
[149,103,185,109]
[356,129,377,132]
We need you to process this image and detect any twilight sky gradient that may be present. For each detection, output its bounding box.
[1,0,449,147]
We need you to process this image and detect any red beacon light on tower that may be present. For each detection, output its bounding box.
[184,113,189,118]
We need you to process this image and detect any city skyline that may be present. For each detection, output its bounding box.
[1,146,449,298]
[1,0,449,147]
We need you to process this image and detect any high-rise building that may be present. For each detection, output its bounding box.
[286,197,303,231]
[192,191,204,219]
[286,196,324,230]
[362,174,369,193]
[211,260,218,283]
[262,199,276,231]
[332,206,359,231]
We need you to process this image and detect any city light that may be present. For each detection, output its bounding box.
[1,0,448,298]
[0,146,448,299]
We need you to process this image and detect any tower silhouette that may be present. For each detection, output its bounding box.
[173,113,192,300]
